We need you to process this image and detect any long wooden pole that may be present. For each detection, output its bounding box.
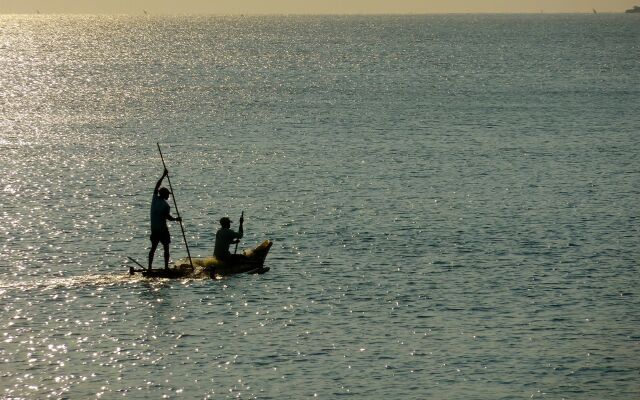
[234,211,244,254]
[157,143,193,268]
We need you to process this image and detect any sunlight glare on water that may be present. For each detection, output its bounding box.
[0,14,639,399]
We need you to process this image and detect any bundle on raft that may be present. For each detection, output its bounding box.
[129,240,273,279]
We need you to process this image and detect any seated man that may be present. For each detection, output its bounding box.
[214,215,244,261]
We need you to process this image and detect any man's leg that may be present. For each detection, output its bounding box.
[148,239,159,270]
[163,243,170,269]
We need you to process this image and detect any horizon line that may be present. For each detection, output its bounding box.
[0,11,629,16]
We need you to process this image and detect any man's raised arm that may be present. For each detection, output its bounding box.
[154,168,168,195]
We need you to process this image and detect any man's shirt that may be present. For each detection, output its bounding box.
[150,194,170,233]
[214,227,243,259]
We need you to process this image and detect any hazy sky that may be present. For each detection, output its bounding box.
[0,1,636,14]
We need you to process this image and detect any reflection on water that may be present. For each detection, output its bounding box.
[1,13,639,399]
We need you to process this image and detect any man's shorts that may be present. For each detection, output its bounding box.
[150,229,171,245]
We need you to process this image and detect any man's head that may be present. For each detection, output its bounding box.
[159,187,171,199]
[219,217,232,228]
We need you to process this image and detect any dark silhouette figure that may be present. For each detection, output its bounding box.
[148,169,181,270]
[214,215,245,261]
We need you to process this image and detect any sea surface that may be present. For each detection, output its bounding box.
[0,14,638,399]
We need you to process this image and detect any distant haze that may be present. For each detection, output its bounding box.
[1,0,636,14]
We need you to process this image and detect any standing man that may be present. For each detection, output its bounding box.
[149,168,181,270]
[214,215,244,261]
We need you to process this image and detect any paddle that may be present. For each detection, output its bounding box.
[157,143,193,269]
[127,256,145,275]
[128,256,145,268]
[234,211,244,254]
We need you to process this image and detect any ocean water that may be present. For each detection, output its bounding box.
[0,14,639,399]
